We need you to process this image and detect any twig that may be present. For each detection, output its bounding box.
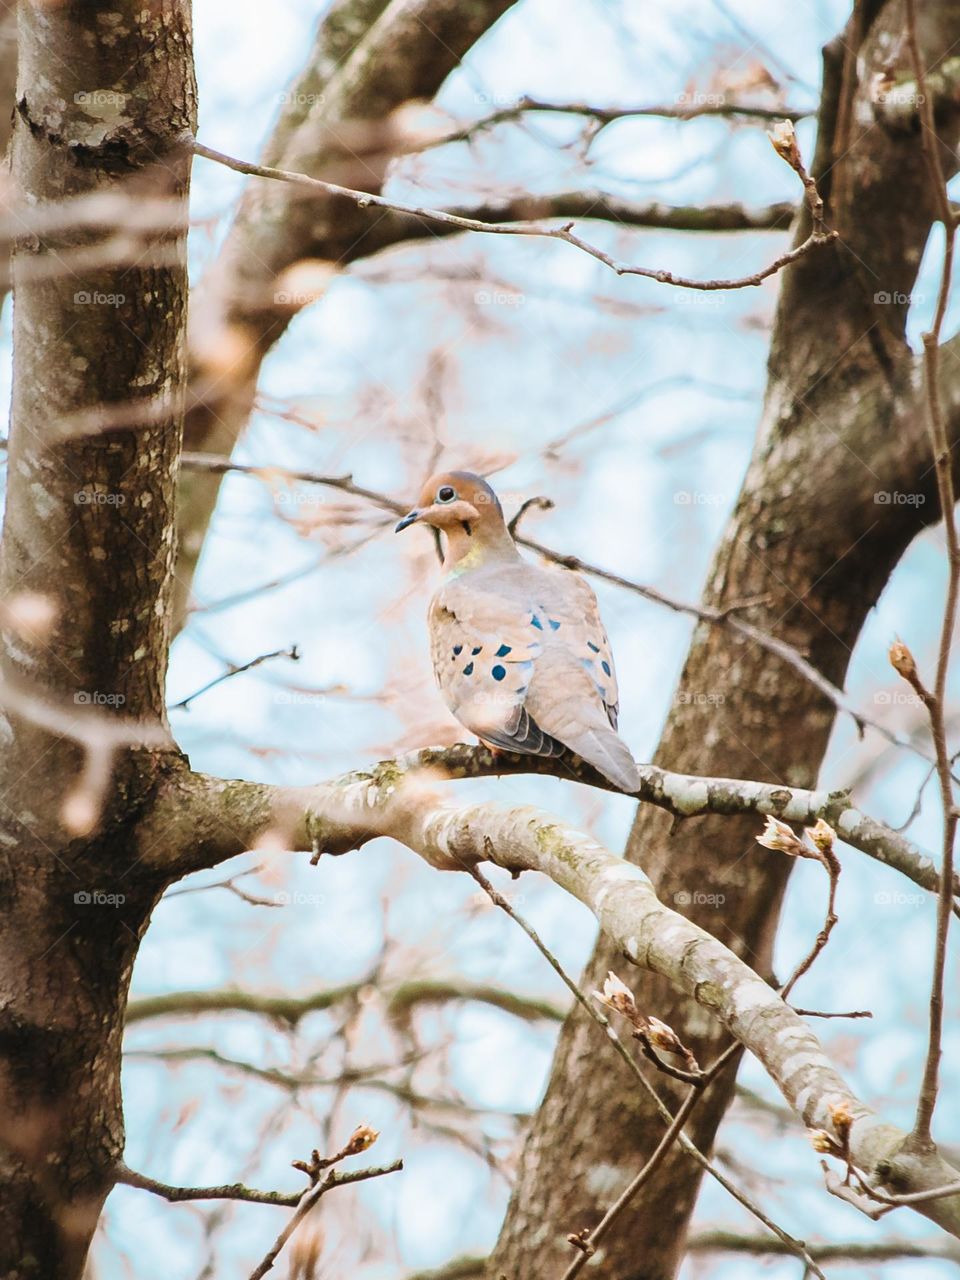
[793,1007,872,1020]
[467,864,826,1278]
[170,645,300,712]
[560,1084,703,1280]
[248,1129,399,1280]
[859,1177,960,1208]
[428,95,813,150]
[115,1157,400,1209]
[689,1228,960,1263]
[559,1036,745,1280]
[756,818,842,1001]
[507,495,554,537]
[190,138,835,293]
[903,0,959,1149]
[162,865,281,907]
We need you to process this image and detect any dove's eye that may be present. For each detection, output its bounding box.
[437,485,457,503]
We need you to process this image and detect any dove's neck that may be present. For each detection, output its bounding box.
[441,519,520,576]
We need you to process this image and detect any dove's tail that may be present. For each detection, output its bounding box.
[562,725,640,794]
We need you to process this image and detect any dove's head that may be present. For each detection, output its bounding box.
[395,471,516,567]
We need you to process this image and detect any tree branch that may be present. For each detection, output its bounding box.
[115,1156,402,1209]
[125,974,566,1027]
[142,747,945,902]
[191,138,834,294]
[149,762,960,1236]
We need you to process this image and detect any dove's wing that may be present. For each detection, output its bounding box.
[428,565,638,792]
[428,582,563,757]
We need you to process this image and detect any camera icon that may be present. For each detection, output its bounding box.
[874,291,891,304]
[74,891,91,904]
[674,890,691,906]
[74,691,91,705]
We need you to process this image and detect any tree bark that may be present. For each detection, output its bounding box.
[0,4,195,1275]
[489,4,960,1276]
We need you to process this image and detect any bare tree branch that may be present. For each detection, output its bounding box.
[125,973,565,1028]
[147,762,960,1236]
[191,137,834,294]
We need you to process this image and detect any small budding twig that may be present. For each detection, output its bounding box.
[767,119,826,236]
[291,1123,379,1184]
[756,816,841,1002]
[593,971,704,1085]
[248,1126,395,1280]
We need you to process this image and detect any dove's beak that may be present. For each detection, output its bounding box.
[395,509,421,532]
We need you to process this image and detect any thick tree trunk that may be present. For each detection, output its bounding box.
[489,4,960,1276]
[0,4,195,1275]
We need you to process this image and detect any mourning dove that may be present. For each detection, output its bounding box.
[396,471,640,793]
